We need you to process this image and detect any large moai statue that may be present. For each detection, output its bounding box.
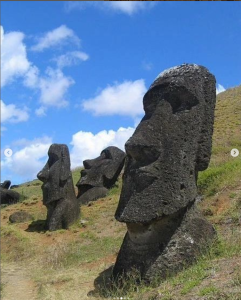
[76,146,126,205]
[113,64,216,281]
[37,144,80,231]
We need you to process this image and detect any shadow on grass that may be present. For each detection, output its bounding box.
[25,219,46,233]
[88,266,114,298]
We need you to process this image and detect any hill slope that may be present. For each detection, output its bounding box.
[1,86,241,300]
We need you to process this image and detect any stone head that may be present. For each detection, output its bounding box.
[76,146,126,197]
[37,144,72,205]
[0,180,11,189]
[115,64,216,223]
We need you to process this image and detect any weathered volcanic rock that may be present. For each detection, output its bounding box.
[0,180,20,205]
[10,185,20,189]
[37,144,80,231]
[0,180,11,189]
[113,64,216,281]
[9,211,34,223]
[76,146,126,205]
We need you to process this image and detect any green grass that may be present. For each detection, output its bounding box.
[11,179,42,201]
[199,285,219,296]
[198,158,241,196]
[1,225,35,262]
[71,167,83,186]
[41,235,123,270]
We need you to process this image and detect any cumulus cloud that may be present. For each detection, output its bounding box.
[1,25,87,116]
[38,68,74,108]
[25,67,74,113]
[23,65,40,88]
[70,127,135,168]
[65,1,156,15]
[82,80,146,118]
[1,128,135,182]
[1,100,29,123]
[108,1,152,15]
[1,136,52,182]
[216,84,226,95]
[31,25,80,52]
[54,51,89,68]
[1,26,31,87]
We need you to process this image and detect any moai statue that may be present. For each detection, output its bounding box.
[76,146,126,205]
[37,144,80,231]
[0,180,11,189]
[113,64,216,281]
[0,180,20,205]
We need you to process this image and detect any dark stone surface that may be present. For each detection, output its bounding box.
[37,144,80,231]
[0,180,11,189]
[10,185,20,189]
[0,181,20,205]
[113,64,216,281]
[9,211,34,223]
[76,146,125,205]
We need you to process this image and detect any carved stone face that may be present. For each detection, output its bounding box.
[115,64,216,223]
[37,144,71,205]
[76,146,126,199]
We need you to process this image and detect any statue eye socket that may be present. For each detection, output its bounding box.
[125,142,160,165]
[48,153,59,167]
[144,85,199,115]
[101,150,112,159]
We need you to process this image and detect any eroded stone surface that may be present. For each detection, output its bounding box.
[76,146,125,205]
[0,180,20,205]
[113,64,216,281]
[9,211,34,223]
[1,180,11,189]
[37,144,80,231]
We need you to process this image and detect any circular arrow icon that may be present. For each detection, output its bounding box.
[4,148,13,157]
[231,148,239,157]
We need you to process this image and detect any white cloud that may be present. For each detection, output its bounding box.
[54,51,89,68]
[1,128,134,182]
[25,67,74,114]
[35,106,46,117]
[82,79,146,118]
[1,26,31,87]
[24,65,40,88]
[65,1,156,15]
[1,100,29,123]
[70,127,134,168]
[216,84,226,95]
[38,68,74,109]
[31,25,80,52]
[1,137,52,182]
[108,1,151,15]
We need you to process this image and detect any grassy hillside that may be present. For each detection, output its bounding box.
[1,86,241,300]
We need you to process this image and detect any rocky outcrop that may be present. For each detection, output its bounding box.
[9,211,34,223]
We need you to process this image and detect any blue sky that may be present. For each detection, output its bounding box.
[1,1,241,184]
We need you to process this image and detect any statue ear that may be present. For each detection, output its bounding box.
[196,81,216,171]
[60,145,70,182]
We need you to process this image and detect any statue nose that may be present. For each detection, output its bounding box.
[125,137,160,164]
[37,170,48,182]
[83,159,95,169]
[37,171,44,181]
